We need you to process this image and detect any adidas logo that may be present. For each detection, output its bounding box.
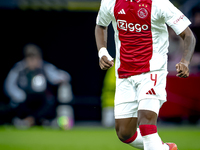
[118,9,126,14]
[146,88,156,95]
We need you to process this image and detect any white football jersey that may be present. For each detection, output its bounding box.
[96,0,191,78]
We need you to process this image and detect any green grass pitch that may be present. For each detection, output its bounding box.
[0,125,199,150]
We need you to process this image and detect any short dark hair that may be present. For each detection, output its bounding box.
[23,43,42,58]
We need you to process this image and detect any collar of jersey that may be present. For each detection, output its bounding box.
[125,0,141,3]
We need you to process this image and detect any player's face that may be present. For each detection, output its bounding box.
[26,56,42,70]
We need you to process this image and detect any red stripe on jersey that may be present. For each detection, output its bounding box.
[114,0,153,78]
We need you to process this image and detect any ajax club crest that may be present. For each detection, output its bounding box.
[137,8,148,19]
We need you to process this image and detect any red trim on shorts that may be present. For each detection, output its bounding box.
[122,131,138,144]
[139,125,157,136]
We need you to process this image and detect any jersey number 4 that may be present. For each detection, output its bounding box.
[150,74,157,86]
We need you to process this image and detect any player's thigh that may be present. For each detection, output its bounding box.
[137,98,165,125]
[114,78,138,139]
[115,102,138,138]
[115,101,138,132]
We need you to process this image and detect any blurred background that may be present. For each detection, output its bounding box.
[0,0,199,149]
[0,0,200,127]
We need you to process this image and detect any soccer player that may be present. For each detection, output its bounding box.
[95,0,196,150]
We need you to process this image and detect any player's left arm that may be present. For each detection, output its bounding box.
[176,27,196,78]
[160,0,196,78]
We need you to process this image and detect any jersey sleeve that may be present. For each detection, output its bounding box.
[161,0,191,35]
[96,0,112,27]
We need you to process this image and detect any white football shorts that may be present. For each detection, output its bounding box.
[114,70,168,119]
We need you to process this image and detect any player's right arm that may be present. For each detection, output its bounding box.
[95,25,114,70]
[95,0,113,70]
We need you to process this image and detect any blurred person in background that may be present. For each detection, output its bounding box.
[4,43,74,129]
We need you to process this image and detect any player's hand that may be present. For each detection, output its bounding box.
[99,56,114,70]
[176,62,189,78]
